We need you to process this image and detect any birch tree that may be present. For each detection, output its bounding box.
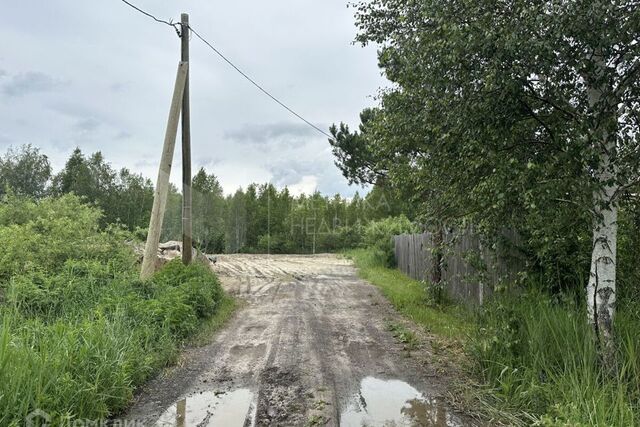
[333,0,640,353]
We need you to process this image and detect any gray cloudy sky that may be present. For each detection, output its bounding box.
[0,0,386,196]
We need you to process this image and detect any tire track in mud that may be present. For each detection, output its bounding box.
[124,254,476,426]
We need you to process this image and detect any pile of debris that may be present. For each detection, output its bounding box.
[134,240,217,273]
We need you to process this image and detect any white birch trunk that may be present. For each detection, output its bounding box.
[586,176,617,346]
[586,53,618,351]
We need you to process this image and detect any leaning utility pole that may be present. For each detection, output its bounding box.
[140,61,189,280]
[180,13,193,265]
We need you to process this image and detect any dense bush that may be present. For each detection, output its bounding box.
[363,215,417,266]
[472,292,640,425]
[0,195,225,425]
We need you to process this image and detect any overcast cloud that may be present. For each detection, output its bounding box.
[0,0,386,196]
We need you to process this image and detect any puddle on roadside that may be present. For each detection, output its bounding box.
[340,377,462,427]
[155,388,255,427]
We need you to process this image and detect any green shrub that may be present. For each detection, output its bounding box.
[256,233,290,254]
[363,215,417,266]
[0,195,136,281]
[180,276,222,318]
[154,287,198,338]
[0,195,228,425]
[6,272,63,317]
[336,223,364,249]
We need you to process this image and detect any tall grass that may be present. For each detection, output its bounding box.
[472,292,640,425]
[0,195,230,426]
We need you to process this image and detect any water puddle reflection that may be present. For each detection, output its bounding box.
[341,377,461,427]
[155,388,254,427]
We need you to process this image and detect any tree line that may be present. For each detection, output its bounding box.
[0,144,413,255]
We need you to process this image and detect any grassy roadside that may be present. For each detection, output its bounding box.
[344,248,472,341]
[344,248,481,417]
[345,247,640,426]
[0,195,237,426]
[188,294,238,346]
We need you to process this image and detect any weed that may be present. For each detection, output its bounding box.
[312,399,330,411]
[306,414,329,426]
[387,322,419,351]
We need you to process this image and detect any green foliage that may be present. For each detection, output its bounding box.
[160,182,183,242]
[114,168,155,232]
[50,147,154,231]
[0,194,133,280]
[1,145,417,258]
[424,278,448,306]
[618,202,640,303]
[191,168,226,253]
[329,108,383,186]
[363,215,417,266]
[471,292,640,425]
[0,144,51,199]
[154,259,223,319]
[222,183,409,255]
[0,196,227,425]
[387,322,419,351]
[335,4,640,420]
[225,189,247,253]
[332,0,640,294]
[351,242,640,424]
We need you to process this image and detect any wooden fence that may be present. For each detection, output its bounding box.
[393,229,525,305]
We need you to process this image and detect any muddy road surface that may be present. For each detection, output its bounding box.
[125,254,474,426]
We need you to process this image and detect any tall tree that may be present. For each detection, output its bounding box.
[225,189,247,253]
[335,0,640,354]
[113,168,154,231]
[192,168,226,253]
[161,183,182,242]
[0,145,51,198]
[51,149,154,231]
[243,184,259,250]
[51,148,94,197]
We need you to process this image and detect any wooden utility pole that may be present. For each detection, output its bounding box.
[181,13,193,265]
[140,61,189,280]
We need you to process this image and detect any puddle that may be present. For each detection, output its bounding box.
[155,388,255,427]
[340,377,461,427]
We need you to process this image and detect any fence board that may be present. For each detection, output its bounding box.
[393,229,524,305]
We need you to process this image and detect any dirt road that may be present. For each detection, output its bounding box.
[125,254,472,426]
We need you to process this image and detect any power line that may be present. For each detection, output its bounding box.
[118,0,334,141]
[119,0,181,35]
[187,26,334,140]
